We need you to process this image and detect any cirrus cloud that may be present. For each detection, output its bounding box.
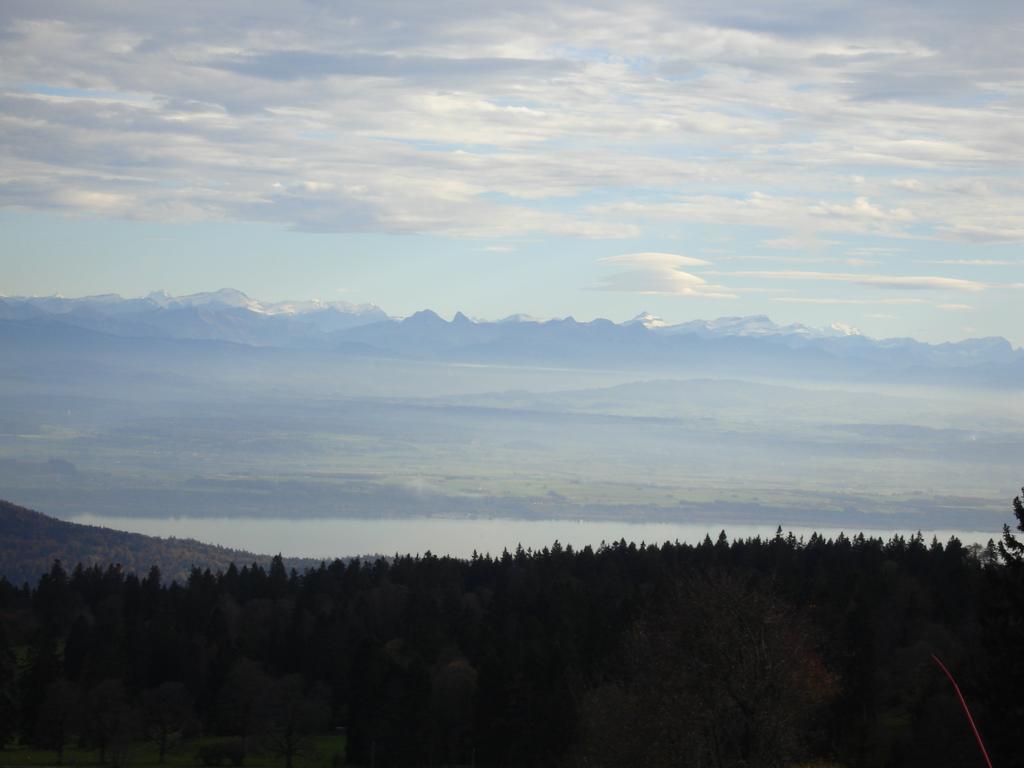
[716,270,988,292]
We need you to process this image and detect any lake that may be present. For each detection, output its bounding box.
[63,515,1003,560]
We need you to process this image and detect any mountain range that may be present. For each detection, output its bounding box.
[2,289,1021,383]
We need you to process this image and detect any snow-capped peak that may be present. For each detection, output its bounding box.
[146,288,257,311]
[652,315,863,340]
[139,290,386,319]
[828,322,862,337]
[625,311,669,329]
[498,313,544,323]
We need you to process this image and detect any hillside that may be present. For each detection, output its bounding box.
[0,499,318,585]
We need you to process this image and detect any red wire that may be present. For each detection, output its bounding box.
[931,653,994,768]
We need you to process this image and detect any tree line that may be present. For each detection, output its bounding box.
[2,491,1024,767]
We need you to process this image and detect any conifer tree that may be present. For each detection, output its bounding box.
[997,487,1024,563]
[0,624,18,749]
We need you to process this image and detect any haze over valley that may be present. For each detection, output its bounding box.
[2,289,1019,553]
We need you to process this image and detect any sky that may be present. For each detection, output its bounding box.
[1,0,1022,343]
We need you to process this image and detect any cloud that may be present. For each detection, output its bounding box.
[937,303,974,311]
[719,270,987,292]
[595,252,734,297]
[209,51,574,82]
[940,224,1024,243]
[725,253,881,266]
[761,235,840,250]
[845,246,906,257]
[810,196,915,224]
[600,252,711,268]
[593,193,932,239]
[771,297,928,305]
[0,0,1022,250]
[918,259,1016,266]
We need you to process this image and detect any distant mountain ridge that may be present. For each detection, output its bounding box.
[0,499,319,586]
[2,290,1021,382]
[0,289,388,348]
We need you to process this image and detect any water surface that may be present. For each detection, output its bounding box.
[65,515,1000,560]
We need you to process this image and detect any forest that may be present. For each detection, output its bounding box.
[1,491,1023,768]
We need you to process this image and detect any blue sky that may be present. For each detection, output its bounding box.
[1,0,1022,343]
